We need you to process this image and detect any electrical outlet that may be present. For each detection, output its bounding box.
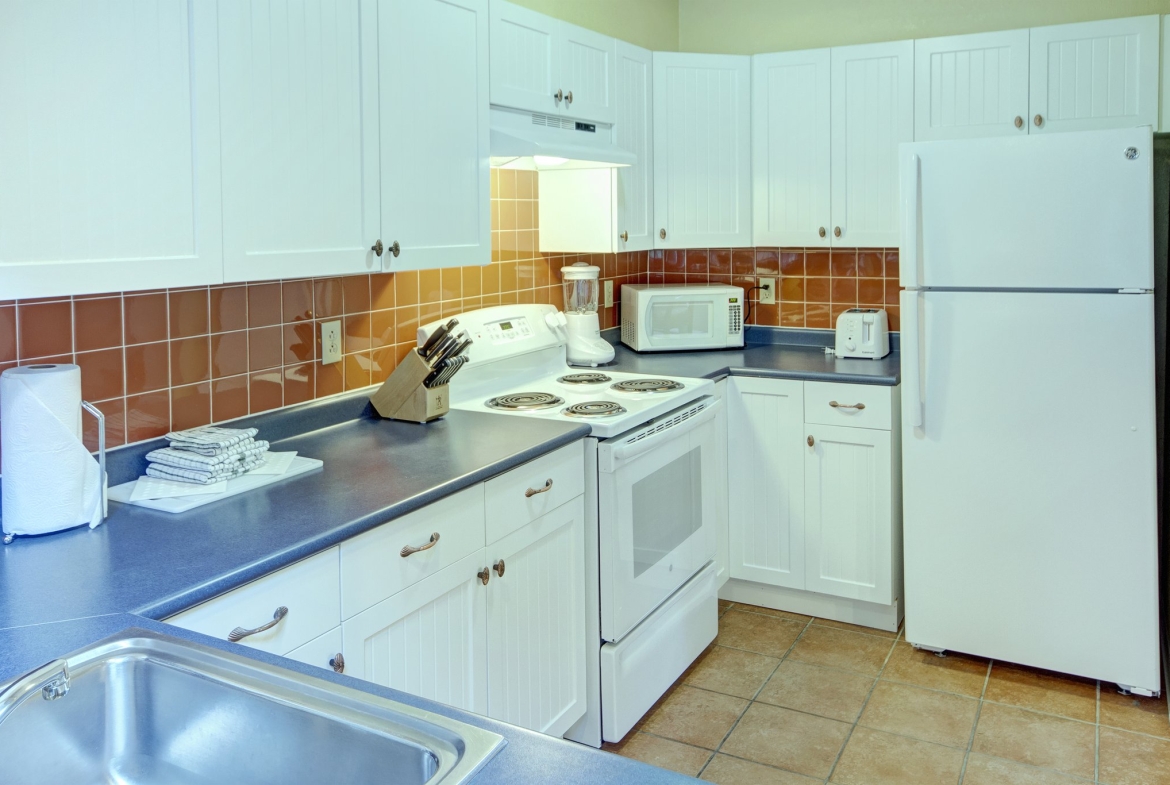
[758,278,776,305]
[320,320,342,365]
[604,280,614,308]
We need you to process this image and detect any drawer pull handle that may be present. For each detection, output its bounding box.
[493,559,506,578]
[525,479,554,498]
[330,653,345,674]
[228,606,288,642]
[829,401,866,411]
[401,532,440,558]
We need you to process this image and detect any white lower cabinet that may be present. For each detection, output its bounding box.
[726,377,903,630]
[342,549,490,714]
[486,497,586,737]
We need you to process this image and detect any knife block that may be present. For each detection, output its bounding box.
[369,349,450,423]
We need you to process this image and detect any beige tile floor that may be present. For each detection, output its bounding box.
[603,601,1170,784]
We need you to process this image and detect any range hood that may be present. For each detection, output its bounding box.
[489,106,634,170]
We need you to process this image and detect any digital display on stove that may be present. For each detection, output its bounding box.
[499,321,513,330]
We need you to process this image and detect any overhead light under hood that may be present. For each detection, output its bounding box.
[490,107,634,170]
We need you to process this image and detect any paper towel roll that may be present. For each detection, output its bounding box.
[1,364,104,537]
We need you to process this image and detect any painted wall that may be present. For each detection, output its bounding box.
[677,0,1170,54]
[506,0,679,51]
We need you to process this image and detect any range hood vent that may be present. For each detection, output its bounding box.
[490,106,634,170]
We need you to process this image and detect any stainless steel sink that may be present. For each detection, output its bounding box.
[0,630,503,784]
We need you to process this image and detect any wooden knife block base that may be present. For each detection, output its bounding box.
[369,349,450,423]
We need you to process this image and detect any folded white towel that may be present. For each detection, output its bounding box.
[166,426,260,455]
[146,440,269,470]
[145,453,266,485]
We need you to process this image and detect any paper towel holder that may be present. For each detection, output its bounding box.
[2,400,106,545]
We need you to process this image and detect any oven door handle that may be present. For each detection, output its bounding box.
[608,398,721,465]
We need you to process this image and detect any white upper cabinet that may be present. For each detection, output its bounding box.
[379,0,491,270]
[752,49,831,248]
[830,40,914,248]
[615,41,655,252]
[218,0,380,283]
[1030,15,1160,134]
[914,30,1030,140]
[653,53,753,249]
[0,1,222,299]
[489,0,615,123]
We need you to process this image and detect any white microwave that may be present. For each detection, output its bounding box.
[620,284,744,352]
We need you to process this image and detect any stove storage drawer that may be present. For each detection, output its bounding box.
[340,485,486,619]
[803,381,894,430]
[485,441,585,544]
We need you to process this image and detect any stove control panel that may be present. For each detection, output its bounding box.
[484,317,532,343]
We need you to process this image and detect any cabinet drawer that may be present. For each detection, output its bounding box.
[340,485,485,619]
[285,626,344,674]
[485,441,585,544]
[803,381,893,430]
[167,547,340,656]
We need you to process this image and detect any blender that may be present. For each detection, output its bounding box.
[560,262,615,367]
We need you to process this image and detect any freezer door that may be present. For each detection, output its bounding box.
[900,290,1160,691]
[900,126,1153,290]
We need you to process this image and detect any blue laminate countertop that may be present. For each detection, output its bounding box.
[599,326,900,385]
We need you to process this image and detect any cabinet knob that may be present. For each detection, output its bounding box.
[554,89,563,103]
[330,653,345,674]
[1014,115,1024,129]
[818,227,826,238]
[389,240,400,258]
[833,226,842,238]
[478,567,491,585]
[620,231,629,243]
[807,435,815,447]
[1034,114,1043,127]
[493,559,506,578]
[565,90,573,105]
[371,240,383,257]
[659,228,666,240]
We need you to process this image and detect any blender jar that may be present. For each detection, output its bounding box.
[561,263,601,314]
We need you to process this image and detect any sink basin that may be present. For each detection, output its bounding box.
[0,629,503,785]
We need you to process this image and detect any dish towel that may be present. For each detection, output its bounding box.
[143,426,269,485]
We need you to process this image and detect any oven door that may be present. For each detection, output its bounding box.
[597,397,720,642]
[641,295,724,351]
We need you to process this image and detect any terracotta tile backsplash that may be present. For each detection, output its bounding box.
[0,167,900,458]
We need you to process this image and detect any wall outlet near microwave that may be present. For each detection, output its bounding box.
[758,278,776,305]
[321,320,342,365]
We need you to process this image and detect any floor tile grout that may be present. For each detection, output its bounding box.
[823,632,900,783]
[1095,680,1101,784]
[957,657,994,784]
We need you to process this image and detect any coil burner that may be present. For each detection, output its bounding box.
[485,392,565,411]
[610,379,685,394]
[562,401,628,418]
[557,373,613,385]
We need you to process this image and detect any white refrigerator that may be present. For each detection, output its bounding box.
[899,126,1161,695]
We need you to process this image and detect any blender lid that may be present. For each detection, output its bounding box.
[561,264,600,279]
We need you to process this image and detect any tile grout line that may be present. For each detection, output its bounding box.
[1095,680,1101,784]
[956,657,994,784]
[823,632,900,783]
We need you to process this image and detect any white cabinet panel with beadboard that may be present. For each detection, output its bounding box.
[217,0,382,283]
[378,0,491,270]
[653,53,753,249]
[1029,15,1159,134]
[913,29,1031,141]
[485,497,587,737]
[752,49,832,248]
[558,23,617,124]
[614,41,655,253]
[0,0,223,299]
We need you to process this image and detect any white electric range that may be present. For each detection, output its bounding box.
[419,303,721,746]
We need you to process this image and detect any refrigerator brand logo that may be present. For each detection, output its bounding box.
[1125,147,1139,160]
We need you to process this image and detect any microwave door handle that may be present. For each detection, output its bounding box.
[609,398,722,464]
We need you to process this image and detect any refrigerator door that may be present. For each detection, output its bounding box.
[900,289,1160,691]
[900,126,1153,290]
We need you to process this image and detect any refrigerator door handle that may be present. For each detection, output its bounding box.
[901,154,921,288]
[902,291,923,428]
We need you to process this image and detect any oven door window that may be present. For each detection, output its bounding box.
[648,300,713,339]
[632,450,702,578]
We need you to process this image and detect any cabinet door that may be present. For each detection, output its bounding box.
[488,0,560,115]
[486,497,586,737]
[727,377,805,589]
[218,0,380,283]
[559,24,616,124]
[713,380,730,589]
[804,424,893,604]
[653,53,753,249]
[913,30,1030,141]
[615,41,654,252]
[0,1,222,299]
[342,549,489,714]
[752,49,831,248]
[1030,16,1159,134]
[379,0,490,270]
[830,40,914,248]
